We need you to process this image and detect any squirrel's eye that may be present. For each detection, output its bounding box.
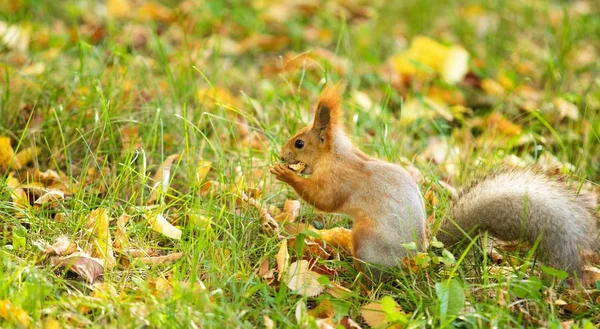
[294,140,305,149]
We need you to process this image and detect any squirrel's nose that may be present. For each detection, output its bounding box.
[280,156,285,162]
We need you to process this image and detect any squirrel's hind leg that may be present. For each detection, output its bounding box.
[352,214,407,281]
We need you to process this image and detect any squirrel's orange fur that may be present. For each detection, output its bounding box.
[271,86,598,279]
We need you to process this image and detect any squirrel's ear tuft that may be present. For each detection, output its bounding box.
[312,83,344,139]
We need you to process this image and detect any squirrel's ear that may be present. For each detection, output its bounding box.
[312,84,343,141]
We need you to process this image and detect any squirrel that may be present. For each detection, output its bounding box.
[270,85,598,278]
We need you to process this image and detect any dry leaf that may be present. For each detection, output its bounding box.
[196,160,212,184]
[308,299,335,319]
[86,208,117,269]
[285,260,324,297]
[553,97,579,121]
[360,301,387,328]
[391,36,469,84]
[148,153,180,205]
[34,189,65,206]
[44,236,78,256]
[134,252,184,265]
[51,252,104,283]
[315,227,354,255]
[581,266,600,286]
[339,317,362,329]
[137,2,176,23]
[146,213,182,240]
[275,200,301,223]
[113,213,131,249]
[43,317,61,329]
[481,79,505,96]
[107,0,132,19]
[0,299,31,327]
[263,315,275,329]
[276,239,290,281]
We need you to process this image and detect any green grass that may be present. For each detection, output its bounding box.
[0,0,599,328]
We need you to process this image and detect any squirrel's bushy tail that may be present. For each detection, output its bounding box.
[437,168,598,275]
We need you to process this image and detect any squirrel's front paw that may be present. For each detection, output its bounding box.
[270,163,297,183]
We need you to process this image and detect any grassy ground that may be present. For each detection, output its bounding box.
[1,0,599,328]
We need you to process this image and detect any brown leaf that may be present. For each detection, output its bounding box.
[134,252,184,265]
[51,252,104,283]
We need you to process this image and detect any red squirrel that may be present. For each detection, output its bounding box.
[270,85,598,278]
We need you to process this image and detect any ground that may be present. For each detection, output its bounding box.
[0,0,599,328]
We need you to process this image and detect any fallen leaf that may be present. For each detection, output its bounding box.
[481,79,505,96]
[51,252,104,283]
[147,276,173,297]
[285,260,324,297]
[275,200,301,223]
[315,227,354,255]
[113,213,131,249]
[581,266,600,287]
[107,0,132,19]
[43,317,61,329]
[86,208,117,269]
[137,2,176,23]
[391,36,469,84]
[196,160,212,184]
[339,317,362,329]
[553,97,579,121]
[148,153,180,205]
[308,299,335,319]
[263,315,275,329]
[147,213,182,240]
[276,239,289,281]
[360,301,387,328]
[0,299,31,327]
[44,236,78,256]
[134,252,184,265]
[34,189,65,206]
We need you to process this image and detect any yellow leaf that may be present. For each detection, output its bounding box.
[113,213,131,249]
[197,87,239,109]
[43,317,61,329]
[391,36,469,84]
[138,2,175,23]
[0,299,31,327]
[86,208,117,269]
[360,301,390,328]
[308,299,335,320]
[276,239,289,281]
[315,227,354,255]
[284,260,324,297]
[107,0,131,19]
[147,213,182,240]
[196,160,212,184]
[0,137,14,168]
[481,79,505,96]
